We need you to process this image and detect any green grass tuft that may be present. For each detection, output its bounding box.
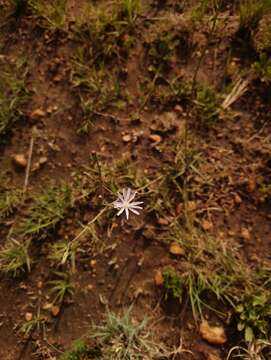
[0,58,28,140]
[20,184,71,238]
[0,239,31,276]
[91,307,165,359]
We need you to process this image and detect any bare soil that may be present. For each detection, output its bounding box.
[0,1,271,359]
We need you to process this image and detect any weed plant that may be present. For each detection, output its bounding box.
[20,184,71,238]
[91,307,164,359]
[49,271,74,303]
[0,239,31,276]
[0,58,27,139]
[27,0,67,30]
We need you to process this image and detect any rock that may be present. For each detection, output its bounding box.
[12,154,27,168]
[234,193,242,204]
[25,312,33,322]
[39,156,48,165]
[30,109,46,118]
[42,303,53,310]
[175,203,183,215]
[122,134,132,142]
[157,217,169,225]
[37,280,43,289]
[202,220,213,231]
[169,243,185,256]
[149,134,162,143]
[174,105,183,113]
[187,201,196,211]
[154,270,163,286]
[51,305,60,317]
[90,260,97,269]
[247,178,256,193]
[241,228,250,240]
[199,320,227,345]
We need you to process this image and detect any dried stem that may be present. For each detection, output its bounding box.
[23,134,35,197]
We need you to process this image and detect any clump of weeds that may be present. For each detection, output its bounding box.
[71,1,139,131]
[19,184,71,239]
[162,267,183,302]
[91,307,165,359]
[59,339,90,360]
[27,0,67,31]
[0,57,28,141]
[0,188,22,219]
[0,238,31,276]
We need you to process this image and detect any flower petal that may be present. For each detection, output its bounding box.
[120,189,126,201]
[130,205,143,210]
[130,201,143,206]
[125,208,129,220]
[129,208,140,215]
[117,208,125,216]
[128,190,136,202]
[113,201,124,208]
[124,188,131,201]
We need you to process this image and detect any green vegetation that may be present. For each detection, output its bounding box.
[162,268,183,301]
[59,339,89,360]
[20,309,46,336]
[19,184,71,238]
[1,0,271,357]
[121,0,141,28]
[28,0,67,30]
[70,0,140,131]
[48,240,80,273]
[252,53,271,83]
[0,239,31,276]
[49,271,74,303]
[236,292,271,342]
[0,188,22,219]
[239,0,271,30]
[193,85,221,124]
[91,307,164,359]
[0,58,27,139]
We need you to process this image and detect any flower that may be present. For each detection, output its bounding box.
[113,188,143,220]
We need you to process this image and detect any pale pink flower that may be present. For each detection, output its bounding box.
[113,188,143,220]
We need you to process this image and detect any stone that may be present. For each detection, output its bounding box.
[169,243,185,256]
[25,312,33,322]
[241,228,250,240]
[149,134,162,143]
[154,270,163,286]
[12,154,27,168]
[199,321,227,345]
[51,305,60,317]
[30,109,46,118]
[122,134,132,142]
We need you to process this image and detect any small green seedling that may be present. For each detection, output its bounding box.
[0,189,22,219]
[121,0,141,27]
[235,293,271,342]
[239,0,271,30]
[20,311,46,336]
[27,0,67,30]
[162,268,183,302]
[59,339,88,360]
[252,53,271,83]
[193,85,220,124]
[49,271,74,303]
[91,307,164,359]
[48,240,81,273]
[0,58,27,139]
[20,184,71,238]
[0,239,31,276]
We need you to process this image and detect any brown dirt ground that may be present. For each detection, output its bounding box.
[0,0,271,359]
